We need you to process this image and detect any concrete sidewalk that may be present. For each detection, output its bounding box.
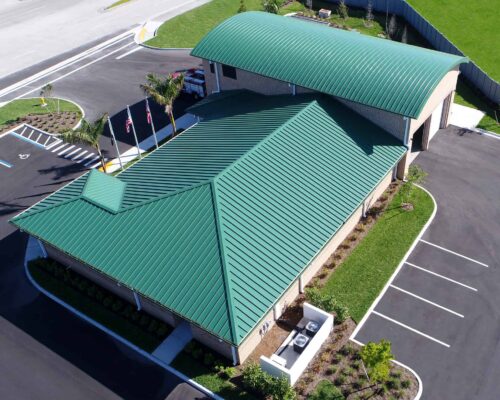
[152,322,193,365]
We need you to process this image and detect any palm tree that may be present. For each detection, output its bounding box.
[61,114,108,172]
[141,73,184,136]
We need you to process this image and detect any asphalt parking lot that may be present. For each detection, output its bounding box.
[352,126,500,400]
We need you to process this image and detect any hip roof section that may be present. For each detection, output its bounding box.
[12,91,406,345]
[191,12,468,119]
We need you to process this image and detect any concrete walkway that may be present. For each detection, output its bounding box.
[152,322,193,365]
[449,103,485,130]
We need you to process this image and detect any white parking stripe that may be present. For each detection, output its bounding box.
[420,239,489,268]
[35,132,42,143]
[406,262,478,292]
[27,129,34,139]
[390,285,464,318]
[51,143,67,152]
[77,153,94,164]
[46,139,62,150]
[65,148,81,158]
[84,155,100,166]
[372,311,451,348]
[20,126,27,136]
[71,150,88,161]
[58,145,75,155]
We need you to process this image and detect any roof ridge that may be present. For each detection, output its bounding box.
[214,99,317,182]
[209,179,239,345]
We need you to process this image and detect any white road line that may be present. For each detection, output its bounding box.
[58,145,75,156]
[390,284,464,318]
[65,148,81,158]
[0,31,135,98]
[84,155,100,167]
[71,150,88,161]
[115,46,142,60]
[35,132,43,143]
[372,311,451,348]
[12,41,136,102]
[51,143,67,152]
[420,239,489,268]
[46,139,62,150]
[406,262,478,292]
[77,153,94,164]
[20,126,27,136]
[27,129,34,139]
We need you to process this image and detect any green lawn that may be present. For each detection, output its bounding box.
[408,0,499,83]
[29,261,164,352]
[0,98,81,128]
[146,0,263,48]
[322,186,434,322]
[454,79,500,134]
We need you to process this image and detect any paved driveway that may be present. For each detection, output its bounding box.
[352,127,500,400]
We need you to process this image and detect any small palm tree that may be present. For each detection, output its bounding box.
[61,114,108,172]
[262,0,281,14]
[141,73,184,136]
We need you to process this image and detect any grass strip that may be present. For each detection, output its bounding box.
[322,186,434,322]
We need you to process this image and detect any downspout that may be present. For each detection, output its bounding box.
[403,116,410,148]
[36,238,48,258]
[213,61,221,93]
[290,83,296,96]
[133,291,142,311]
[231,346,238,366]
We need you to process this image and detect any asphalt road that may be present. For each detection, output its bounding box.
[353,126,500,400]
[0,0,207,79]
[0,115,205,399]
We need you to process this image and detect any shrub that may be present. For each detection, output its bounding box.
[203,352,215,367]
[326,365,337,375]
[401,379,411,389]
[360,340,394,383]
[304,288,336,313]
[103,295,113,308]
[139,314,150,327]
[147,319,159,333]
[111,299,123,313]
[184,341,196,355]
[156,323,169,338]
[217,366,237,380]
[337,0,348,20]
[386,377,401,390]
[334,374,347,386]
[242,363,295,399]
[349,234,357,242]
[192,347,203,360]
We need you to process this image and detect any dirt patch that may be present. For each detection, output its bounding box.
[0,111,81,135]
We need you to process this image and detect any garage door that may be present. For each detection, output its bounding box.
[429,100,444,141]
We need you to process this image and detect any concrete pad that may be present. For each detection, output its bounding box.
[449,103,485,129]
[152,322,193,365]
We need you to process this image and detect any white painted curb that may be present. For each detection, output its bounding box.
[23,240,223,400]
[349,185,437,400]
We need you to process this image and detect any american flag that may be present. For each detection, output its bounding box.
[145,99,152,125]
[125,116,132,133]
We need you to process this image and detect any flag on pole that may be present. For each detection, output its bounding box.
[146,99,152,125]
[145,98,159,149]
[125,115,132,133]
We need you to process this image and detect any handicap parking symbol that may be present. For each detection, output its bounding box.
[19,153,30,160]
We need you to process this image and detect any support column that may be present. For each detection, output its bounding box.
[213,62,221,93]
[397,152,409,180]
[299,275,304,294]
[421,117,431,151]
[440,91,454,129]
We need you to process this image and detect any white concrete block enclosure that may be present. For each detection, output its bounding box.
[260,303,334,385]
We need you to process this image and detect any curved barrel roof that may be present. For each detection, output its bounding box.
[191,12,467,118]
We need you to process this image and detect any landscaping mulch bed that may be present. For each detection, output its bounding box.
[295,320,418,399]
[0,111,81,134]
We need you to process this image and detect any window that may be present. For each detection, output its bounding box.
[222,64,237,80]
[209,62,215,74]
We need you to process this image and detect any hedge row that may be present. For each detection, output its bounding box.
[29,258,172,340]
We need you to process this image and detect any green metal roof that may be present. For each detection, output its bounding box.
[82,170,126,212]
[12,92,406,345]
[191,12,468,118]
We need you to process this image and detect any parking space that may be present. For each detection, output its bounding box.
[350,126,500,400]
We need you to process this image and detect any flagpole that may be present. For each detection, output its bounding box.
[127,105,141,159]
[108,116,123,170]
[146,97,159,149]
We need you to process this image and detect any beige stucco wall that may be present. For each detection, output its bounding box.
[408,68,459,136]
[237,170,395,363]
[190,324,234,360]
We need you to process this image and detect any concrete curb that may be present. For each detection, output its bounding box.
[349,184,437,400]
[23,239,223,400]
